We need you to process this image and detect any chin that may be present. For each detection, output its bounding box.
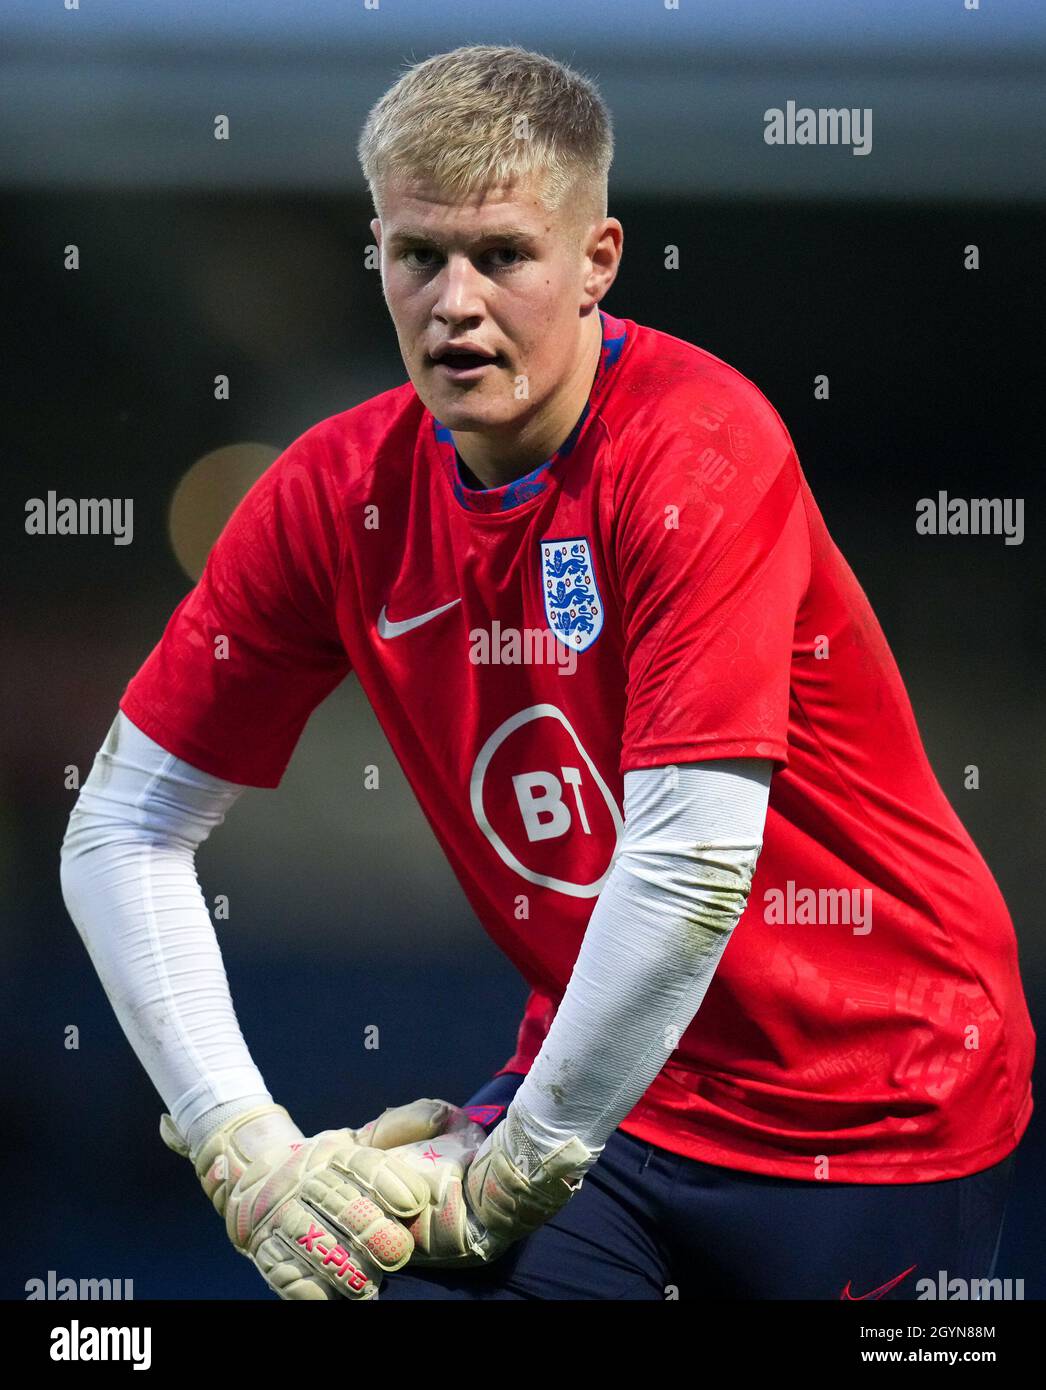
[425,395,520,432]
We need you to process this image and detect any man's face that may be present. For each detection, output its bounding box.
[371,173,607,436]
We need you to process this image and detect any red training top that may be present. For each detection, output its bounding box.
[121,309,1034,1182]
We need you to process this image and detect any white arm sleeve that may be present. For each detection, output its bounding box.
[59,711,277,1152]
[508,758,772,1169]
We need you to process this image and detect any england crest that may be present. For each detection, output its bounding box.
[539,536,604,653]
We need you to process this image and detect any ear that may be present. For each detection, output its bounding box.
[370,217,382,247]
[584,216,623,307]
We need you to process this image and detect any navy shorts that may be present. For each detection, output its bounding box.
[379,1073,1016,1300]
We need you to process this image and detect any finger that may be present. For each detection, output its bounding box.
[254,1229,377,1301]
[301,1169,415,1273]
[267,1198,390,1293]
[359,1097,466,1148]
[329,1144,433,1219]
[253,1236,345,1300]
[407,1173,474,1262]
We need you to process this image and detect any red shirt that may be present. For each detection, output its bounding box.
[121,309,1034,1182]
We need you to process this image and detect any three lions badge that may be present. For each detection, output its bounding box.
[540,537,604,653]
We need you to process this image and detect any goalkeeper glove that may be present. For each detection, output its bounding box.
[160,1097,463,1300]
[388,1099,597,1266]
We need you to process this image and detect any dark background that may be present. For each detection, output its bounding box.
[2,1,1043,1299]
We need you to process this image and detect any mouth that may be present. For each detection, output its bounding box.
[428,348,503,381]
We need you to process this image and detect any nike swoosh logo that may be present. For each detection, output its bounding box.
[840,1264,917,1300]
[377,598,461,639]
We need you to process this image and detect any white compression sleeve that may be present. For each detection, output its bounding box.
[508,759,773,1169]
[59,711,279,1152]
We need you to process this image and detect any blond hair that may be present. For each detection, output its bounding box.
[357,44,613,225]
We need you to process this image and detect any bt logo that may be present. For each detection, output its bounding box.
[470,705,622,898]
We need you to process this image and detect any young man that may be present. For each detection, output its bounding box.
[61,44,1034,1301]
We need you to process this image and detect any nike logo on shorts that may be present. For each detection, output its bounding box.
[840,1264,917,1300]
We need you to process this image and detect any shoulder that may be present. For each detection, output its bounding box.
[282,381,424,496]
[217,381,422,563]
[602,322,797,493]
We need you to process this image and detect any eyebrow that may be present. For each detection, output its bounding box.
[386,225,541,249]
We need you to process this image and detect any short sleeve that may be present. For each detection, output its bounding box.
[615,381,810,775]
[120,430,351,787]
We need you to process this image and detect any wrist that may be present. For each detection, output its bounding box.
[184,1100,303,1166]
[501,1099,602,1179]
[224,1104,306,1163]
[463,1103,597,1251]
[185,1094,277,1158]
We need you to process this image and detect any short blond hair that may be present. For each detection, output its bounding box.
[358,44,614,225]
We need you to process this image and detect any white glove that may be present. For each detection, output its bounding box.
[388,1100,597,1266]
[160,1098,463,1299]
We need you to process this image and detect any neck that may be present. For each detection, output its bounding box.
[452,312,603,490]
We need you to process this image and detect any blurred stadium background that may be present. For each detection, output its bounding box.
[2,0,1044,1297]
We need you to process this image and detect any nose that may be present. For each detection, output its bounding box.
[432,252,486,327]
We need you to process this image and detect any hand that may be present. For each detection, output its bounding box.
[385,1100,596,1266]
[160,1098,464,1300]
